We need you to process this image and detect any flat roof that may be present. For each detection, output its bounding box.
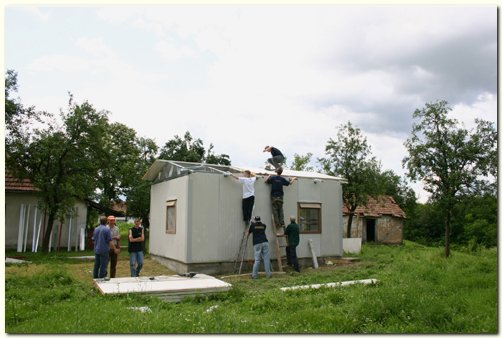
[143,159,346,183]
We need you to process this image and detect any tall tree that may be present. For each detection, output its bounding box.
[290,152,315,172]
[7,91,109,252]
[403,100,496,257]
[377,169,417,212]
[319,122,382,238]
[96,122,141,206]
[126,137,158,227]
[159,131,231,165]
[205,143,231,165]
[5,70,42,151]
[159,131,205,162]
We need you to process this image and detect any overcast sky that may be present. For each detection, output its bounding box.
[4,4,497,202]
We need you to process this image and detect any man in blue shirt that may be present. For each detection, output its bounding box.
[92,216,114,279]
[265,167,297,235]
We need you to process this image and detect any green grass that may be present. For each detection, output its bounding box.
[5,241,497,333]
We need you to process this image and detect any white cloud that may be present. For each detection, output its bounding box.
[27,54,91,72]
[155,39,196,61]
[452,93,497,130]
[74,36,116,59]
[16,7,50,22]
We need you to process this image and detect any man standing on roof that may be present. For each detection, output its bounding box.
[228,170,257,226]
[263,145,284,170]
[264,167,297,235]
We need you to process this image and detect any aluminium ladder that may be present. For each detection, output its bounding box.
[233,226,250,274]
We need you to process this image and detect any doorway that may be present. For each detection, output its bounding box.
[366,219,376,242]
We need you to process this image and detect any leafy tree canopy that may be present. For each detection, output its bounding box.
[159,131,230,165]
[403,100,497,256]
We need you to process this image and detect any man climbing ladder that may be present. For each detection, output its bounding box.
[264,167,296,235]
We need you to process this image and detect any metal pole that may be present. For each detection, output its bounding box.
[35,216,42,253]
[32,207,38,252]
[67,215,72,252]
[23,205,31,252]
[17,204,26,253]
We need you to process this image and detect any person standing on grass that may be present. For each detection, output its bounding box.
[228,170,257,226]
[248,216,271,279]
[128,218,145,277]
[107,215,120,278]
[264,167,297,235]
[92,216,115,279]
[285,216,300,273]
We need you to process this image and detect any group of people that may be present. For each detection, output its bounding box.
[92,215,145,279]
[228,145,301,279]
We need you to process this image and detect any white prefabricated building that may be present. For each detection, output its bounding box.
[143,160,346,274]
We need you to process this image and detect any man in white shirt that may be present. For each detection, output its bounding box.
[229,170,257,226]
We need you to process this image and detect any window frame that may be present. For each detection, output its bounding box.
[165,199,177,234]
[297,202,322,234]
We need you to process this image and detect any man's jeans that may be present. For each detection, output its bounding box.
[252,242,271,278]
[267,155,284,169]
[93,252,109,278]
[129,251,144,277]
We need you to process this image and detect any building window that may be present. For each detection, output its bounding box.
[166,200,176,234]
[298,203,321,233]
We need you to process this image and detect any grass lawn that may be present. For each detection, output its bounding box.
[5,241,497,333]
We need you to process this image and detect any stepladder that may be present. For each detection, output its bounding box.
[233,226,250,274]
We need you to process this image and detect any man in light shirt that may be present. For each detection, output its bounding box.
[107,215,121,278]
[229,170,257,226]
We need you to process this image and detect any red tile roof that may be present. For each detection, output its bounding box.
[342,195,406,219]
[5,171,39,192]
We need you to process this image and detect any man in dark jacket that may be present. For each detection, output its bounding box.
[285,216,300,273]
[265,167,296,234]
[263,145,284,170]
[248,216,271,279]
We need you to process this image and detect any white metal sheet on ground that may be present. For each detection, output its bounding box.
[280,278,378,291]
[94,274,232,296]
[6,258,32,264]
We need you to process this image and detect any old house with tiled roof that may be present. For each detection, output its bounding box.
[5,171,88,251]
[342,195,405,244]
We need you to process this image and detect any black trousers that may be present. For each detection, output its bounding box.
[286,245,300,272]
[242,196,255,224]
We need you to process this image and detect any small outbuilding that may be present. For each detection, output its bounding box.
[5,171,88,252]
[342,195,406,244]
[143,160,346,274]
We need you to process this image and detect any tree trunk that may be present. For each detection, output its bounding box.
[42,211,56,252]
[444,211,451,258]
[346,212,354,238]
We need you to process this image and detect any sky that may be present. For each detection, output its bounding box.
[4,4,498,203]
